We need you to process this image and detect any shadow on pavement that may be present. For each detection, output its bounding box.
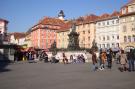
[0,52,11,73]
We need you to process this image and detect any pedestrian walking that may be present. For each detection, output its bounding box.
[106,49,113,69]
[127,49,135,72]
[92,51,98,71]
[99,50,106,70]
[116,51,120,64]
[118,50,127,72]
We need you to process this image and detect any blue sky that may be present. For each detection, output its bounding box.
[0,0,128,32]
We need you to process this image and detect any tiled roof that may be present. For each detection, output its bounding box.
[100,13,110,19]
[31,17,72,32]
[76,14,99,25]
[38,17,65,26]
[57,21,72,32]
[96,11,120,21]
[120,12,135,17]
[111,11,120,17]
[121,0,135,8]
[11,32,26,39]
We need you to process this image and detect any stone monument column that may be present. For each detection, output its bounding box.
[67,22,80,50]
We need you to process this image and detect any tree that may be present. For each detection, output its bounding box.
[91,39,98,52]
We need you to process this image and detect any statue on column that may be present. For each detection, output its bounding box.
[67,21,80,50]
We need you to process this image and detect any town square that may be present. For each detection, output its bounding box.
[0,0,135,89]
[0,61,135,89]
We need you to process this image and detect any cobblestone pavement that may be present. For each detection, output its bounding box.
[0,62,135,89]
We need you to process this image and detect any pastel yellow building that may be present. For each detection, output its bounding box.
[76,15,98,49]
[56,29,70,49]
[119,0,135,50]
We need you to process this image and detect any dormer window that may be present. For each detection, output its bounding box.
[116,20,119,23]
[98,22,101,26]
[102,22,105,26]
[107,21,109,25]
[122,8,127,14]
[112,20,114,24]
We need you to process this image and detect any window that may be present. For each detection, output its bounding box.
[131,23,135,31]
[132,28,135,31]
[103,36,105,41]
[107,44,110,48]
[102,44,105,48]
[123,25,127,32]
[112,43,114,46]
[117,35,119,40]
[129,6,134,12]
[122,8,126,14]
[88,30,90,33]
[98,23,101,26]
[88,36,90,41]
[128,36,131,42]
[102,22,105,25]
[88,44,90,47]
[112,20,114,24]
[83,31,85,34]
[133,35,135,42]
[117,43,119,47]
[116,20,119,23]
[107,36,109,40]
[112,36,114,39]
[83,37,85,41]
[107,21,109,25]
[124,36,127,42]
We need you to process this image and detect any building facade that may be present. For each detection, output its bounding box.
[10,32,26,45]
[0,19,8,44]
[119,0,135,50]
[56,29,70,49]
[30,16,67,49]
[95,12,120,50]
[76,15,98,49]
[25,29,32,47]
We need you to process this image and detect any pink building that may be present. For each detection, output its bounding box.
[30,17,66,50]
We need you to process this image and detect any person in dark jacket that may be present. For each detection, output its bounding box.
[92,51,98,71]
[40,51,48,62]
[127,49,135,72]
[106,49,113,69]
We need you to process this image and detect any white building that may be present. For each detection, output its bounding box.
[0,18,8,44]
[10,32,26,46]
[95,12,120,50]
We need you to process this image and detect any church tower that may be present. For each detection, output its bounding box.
[58,10,65,20]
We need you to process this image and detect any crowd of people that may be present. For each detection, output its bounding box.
[13,47,135,72]
[91,48,135,72]
[14,50,49,63]
[62,52,86,64]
